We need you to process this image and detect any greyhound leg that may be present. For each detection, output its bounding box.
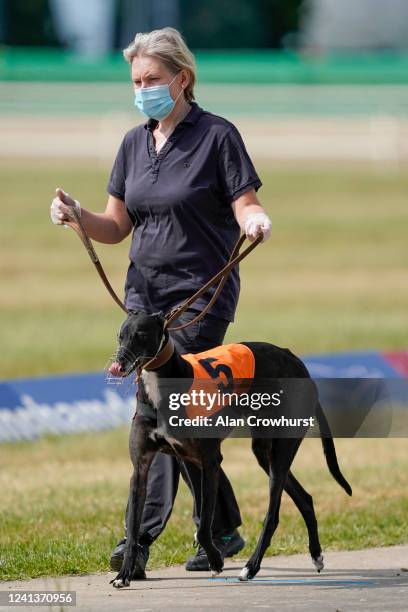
[251,438,272,475]
[252,440,323,570]
[285,471,324,572]
[240,438,302,581]
[111,416,157,588]
[196,451,224,576]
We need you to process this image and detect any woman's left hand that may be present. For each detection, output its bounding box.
[244,212,272,242]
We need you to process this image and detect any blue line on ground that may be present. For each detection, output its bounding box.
[209,578,374,585]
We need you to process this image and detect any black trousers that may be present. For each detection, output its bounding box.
[126,309,242,544]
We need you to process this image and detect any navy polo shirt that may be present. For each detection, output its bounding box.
[107,102,262,322]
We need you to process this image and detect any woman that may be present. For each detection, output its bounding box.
[50,27,272,577]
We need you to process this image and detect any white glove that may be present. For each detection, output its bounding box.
[50,187,81,227]
[244,212,272,242]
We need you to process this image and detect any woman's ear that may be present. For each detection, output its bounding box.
[180,68,189,90]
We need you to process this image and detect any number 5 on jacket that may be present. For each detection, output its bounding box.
[181,344,255,418]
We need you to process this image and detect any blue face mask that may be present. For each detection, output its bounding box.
[134,73,182,120]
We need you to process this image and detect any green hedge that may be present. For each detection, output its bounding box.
[2,47,408,84]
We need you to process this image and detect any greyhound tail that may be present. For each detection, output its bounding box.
[316,401,352,496]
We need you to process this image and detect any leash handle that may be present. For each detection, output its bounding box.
[165,233,263,331]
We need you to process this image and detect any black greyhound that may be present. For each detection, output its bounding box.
[108,310,352,587]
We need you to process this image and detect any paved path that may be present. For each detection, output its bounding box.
[2,546,407,611]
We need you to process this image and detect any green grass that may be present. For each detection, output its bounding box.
[0,159,407,580]
[0,432,407,580]
[0,159,407,378]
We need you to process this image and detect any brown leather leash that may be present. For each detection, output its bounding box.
[65,207,263,330]
[65,208,128,314]
[164,233,262,330]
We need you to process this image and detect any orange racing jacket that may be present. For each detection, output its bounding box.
[181,343,255,419]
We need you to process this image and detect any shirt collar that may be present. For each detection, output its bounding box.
[144,101,202,131]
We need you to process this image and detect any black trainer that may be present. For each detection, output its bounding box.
[109,538,150,579]
[185,529,245,571]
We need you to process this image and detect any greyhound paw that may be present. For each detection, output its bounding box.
[111,577,130,588]
[207,548,223,576]
[313,555,324,573]
[209,559,223,576]
[238,566,251,581]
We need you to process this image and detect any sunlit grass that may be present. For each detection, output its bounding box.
[0,432,407,580]
[1,159,407,377]
[0,159,407,580]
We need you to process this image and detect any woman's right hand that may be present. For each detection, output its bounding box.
[50,187,82,226]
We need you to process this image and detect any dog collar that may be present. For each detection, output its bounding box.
[142,336,175,371]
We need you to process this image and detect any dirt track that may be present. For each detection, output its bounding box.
[1,114,408,162]
[2,545,407,611]
[2,81,408,162]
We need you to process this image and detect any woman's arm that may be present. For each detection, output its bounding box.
[231,189,272,242]
[50,189,133,244]
[80,196,133,244]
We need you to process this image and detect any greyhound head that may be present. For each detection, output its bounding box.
[108,310,167,377]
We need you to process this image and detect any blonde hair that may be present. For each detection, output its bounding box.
[123,27,196,103]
